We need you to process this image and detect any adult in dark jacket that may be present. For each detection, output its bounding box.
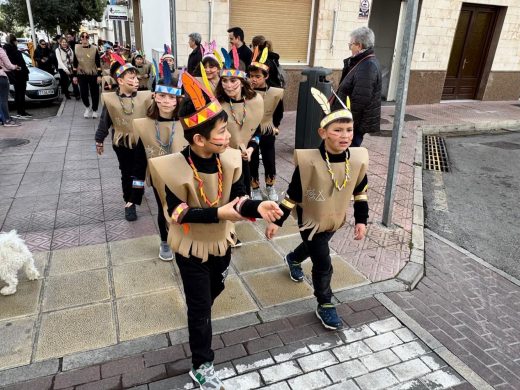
[333,26,381,147]
[3,34,31,118]
[187,32,202,77]
[251,35,283,88]
[227,27,252,70]
[34,40,54,74]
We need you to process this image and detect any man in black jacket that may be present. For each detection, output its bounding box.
[227,27,252,70]
[187,32,202,77]
[333,26,381,147]
[3,34,31,118]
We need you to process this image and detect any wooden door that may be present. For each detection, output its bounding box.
[442,4,498,100]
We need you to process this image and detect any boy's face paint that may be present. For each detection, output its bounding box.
[249,70,267,89]
[319,121,354,154]
[118,72,139,93]
[205,120,231,152]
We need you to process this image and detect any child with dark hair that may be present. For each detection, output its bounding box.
[149,73,282,390]
[94,57,153,221]
[266,88,369,331]
[248,49,284,201]
[195,41,222,95]
[132,52,152,90]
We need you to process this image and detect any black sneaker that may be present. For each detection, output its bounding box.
[125,204,137,221]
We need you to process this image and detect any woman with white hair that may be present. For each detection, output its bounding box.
[333,26,382,146]
[187,32,202,77]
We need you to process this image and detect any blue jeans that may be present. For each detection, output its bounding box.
[0,76,11,123]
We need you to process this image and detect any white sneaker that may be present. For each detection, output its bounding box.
[84,107,92,118]
[92,110,98,119]
[251,188,263,201]
[266,186,279,201]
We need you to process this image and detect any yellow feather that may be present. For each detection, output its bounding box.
[311,87,331,115]
[346,96,351,111]
[260,47,268,64]
[213,50,224,69]
[200,62,211,92]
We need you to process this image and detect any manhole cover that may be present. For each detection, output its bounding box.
[481,141,520,150]
[390,114,423,122]
[0,138,30,149]
[423,135,450,172]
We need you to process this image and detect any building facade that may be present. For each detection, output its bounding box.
[125,0,520,108]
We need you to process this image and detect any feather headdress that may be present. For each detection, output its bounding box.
[179,72,223,130]
[311,87,352,128]
[250,47,270,73]
[219,45,246,79]
[154,60,182,96]
[201,40,223,69]
[110,52,135,78]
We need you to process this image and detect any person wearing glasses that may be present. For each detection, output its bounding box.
[73,33,102,118]
[34,39,54,74]
[333,27,382,147]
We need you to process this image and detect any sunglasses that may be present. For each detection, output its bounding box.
[81,35,89,39]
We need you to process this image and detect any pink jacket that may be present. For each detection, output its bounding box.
[0,47,17,78]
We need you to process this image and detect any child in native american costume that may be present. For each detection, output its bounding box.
[196,40,222,95]
[266,89,369,331]
[148,72,282,390]
[132,51,152,90]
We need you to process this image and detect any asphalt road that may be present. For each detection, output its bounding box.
[423,131,520,280]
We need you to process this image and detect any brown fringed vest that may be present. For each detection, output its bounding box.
[75,45,98,75]
[295,147,369,240]
[148,148,242,261]
[257,87,284,134]
[104,91,152,148]
[133,118,187,188]
[221,94,264,152]
[136,63,152,89]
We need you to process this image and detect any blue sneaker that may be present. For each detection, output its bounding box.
[284,253,304,282]
[316,303,343,330]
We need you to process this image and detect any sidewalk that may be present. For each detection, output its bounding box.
[1,98,519,389]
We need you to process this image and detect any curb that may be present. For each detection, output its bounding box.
[420,120,520,136]
[395,128,425,290]
[56,97,66,117]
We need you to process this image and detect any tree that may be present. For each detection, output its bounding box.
[1,0,104,35]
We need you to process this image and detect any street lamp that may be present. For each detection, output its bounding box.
[25,0,37,47]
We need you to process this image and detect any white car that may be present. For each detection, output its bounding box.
[8,52,60,103]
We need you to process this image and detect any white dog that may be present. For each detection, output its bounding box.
[0,230,40,295]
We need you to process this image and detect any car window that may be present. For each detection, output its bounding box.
[22,52,33,67]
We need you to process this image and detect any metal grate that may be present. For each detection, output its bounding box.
[423,135,450,172]
[0,138,30,150]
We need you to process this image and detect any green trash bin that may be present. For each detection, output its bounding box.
[295,67,333,149]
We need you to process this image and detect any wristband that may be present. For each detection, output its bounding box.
[132,179,145,189]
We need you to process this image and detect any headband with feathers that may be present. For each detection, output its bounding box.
[201,40,223,68]
[220,45,246,79]
[154,60,182,96]
[251,47,270,72]
[311,87,352,128]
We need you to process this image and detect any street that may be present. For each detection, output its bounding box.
[9,99,62,120]
[423,131,520,280]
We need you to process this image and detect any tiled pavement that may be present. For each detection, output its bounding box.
[1,298,473,390]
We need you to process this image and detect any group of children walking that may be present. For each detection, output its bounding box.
[93,34,369,390]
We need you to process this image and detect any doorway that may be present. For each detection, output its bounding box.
[442,4,499,100]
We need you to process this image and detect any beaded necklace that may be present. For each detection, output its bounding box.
[187,148,223,207]
[118,94,134,115]
[324,149,351,191]
[229,98,247,127]
[154,120,175,155]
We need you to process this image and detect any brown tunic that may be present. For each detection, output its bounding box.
[221,94,264,152]
[257,87,284,134]
[295,147,369,239]
[104,91,152,148]
[74,45,98,75]
[136,63,152,89]
[148,148,242,261]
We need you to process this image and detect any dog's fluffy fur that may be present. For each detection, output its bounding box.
[0,230,40,295]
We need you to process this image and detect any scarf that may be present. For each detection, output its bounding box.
[59,46,73,72]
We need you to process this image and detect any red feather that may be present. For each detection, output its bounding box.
[110,52,126,66]
[232,45,239,69]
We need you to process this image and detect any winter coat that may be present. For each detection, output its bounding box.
[334,48,382,135]
[3,43,29,83]
[265,51,283,88]
[187,45,202,77]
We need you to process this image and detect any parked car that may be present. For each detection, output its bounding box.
[8,52,60,103]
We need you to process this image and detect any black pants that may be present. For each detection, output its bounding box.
[78,74,99,111]
[352,131,364,147]
[242,157,251,196]
[290,230,335,305]
[250,133,276,188]
[152,186,168,241]
[14,78,27,115]
[112,144,144,205]
[176,249,231,368]
[58,70,71,97]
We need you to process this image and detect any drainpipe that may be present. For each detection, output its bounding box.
[208,0,214,41]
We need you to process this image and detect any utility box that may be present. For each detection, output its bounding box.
[295,67,333,149]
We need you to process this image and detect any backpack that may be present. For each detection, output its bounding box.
[275,62,287,89]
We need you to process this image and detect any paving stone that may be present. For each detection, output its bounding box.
[260,361,303,384]
[305,332,344,352]
[325,359,369,382]
[297,350,338,372]
[148,373,194,390]
[54,366,101,389]
[221,326,260,346]
[332,341,372,361]
[322,380,360,390]
[287,369,331,389]
[270,341,311,363]
[359,349,401,371]
[214,344,248,364]
[419,368,465,389]
[143,345,185,367]
[222,371,261,390]
[386,379,430,390]
[232,241,284,272]
[165,358,191,377]
[364,332,403,351]
[255,318,293,337]
[420,353,447,371]
[371,306,393,320]
[0,360,59,387]
[355,368,399,390]
[244,333,283,354]
[49,244,108,275]
[3,376,54,390]
[214,361,237,380]
[339,324,376,343]
[395,328,417,343]
[349,298,381,312]
[278,324,316,344]
[368,317,402,334]
[344,310,379,327]
[261,382,291,390]
[287,311,321,328]
[121,365,167,388]
[233,351,274,374]
[391,340,430,361]
[0,317,36,370]
[75,375,121,390]
[101,355,144,378]
[211,275,259,321]
[389,358,431,382]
